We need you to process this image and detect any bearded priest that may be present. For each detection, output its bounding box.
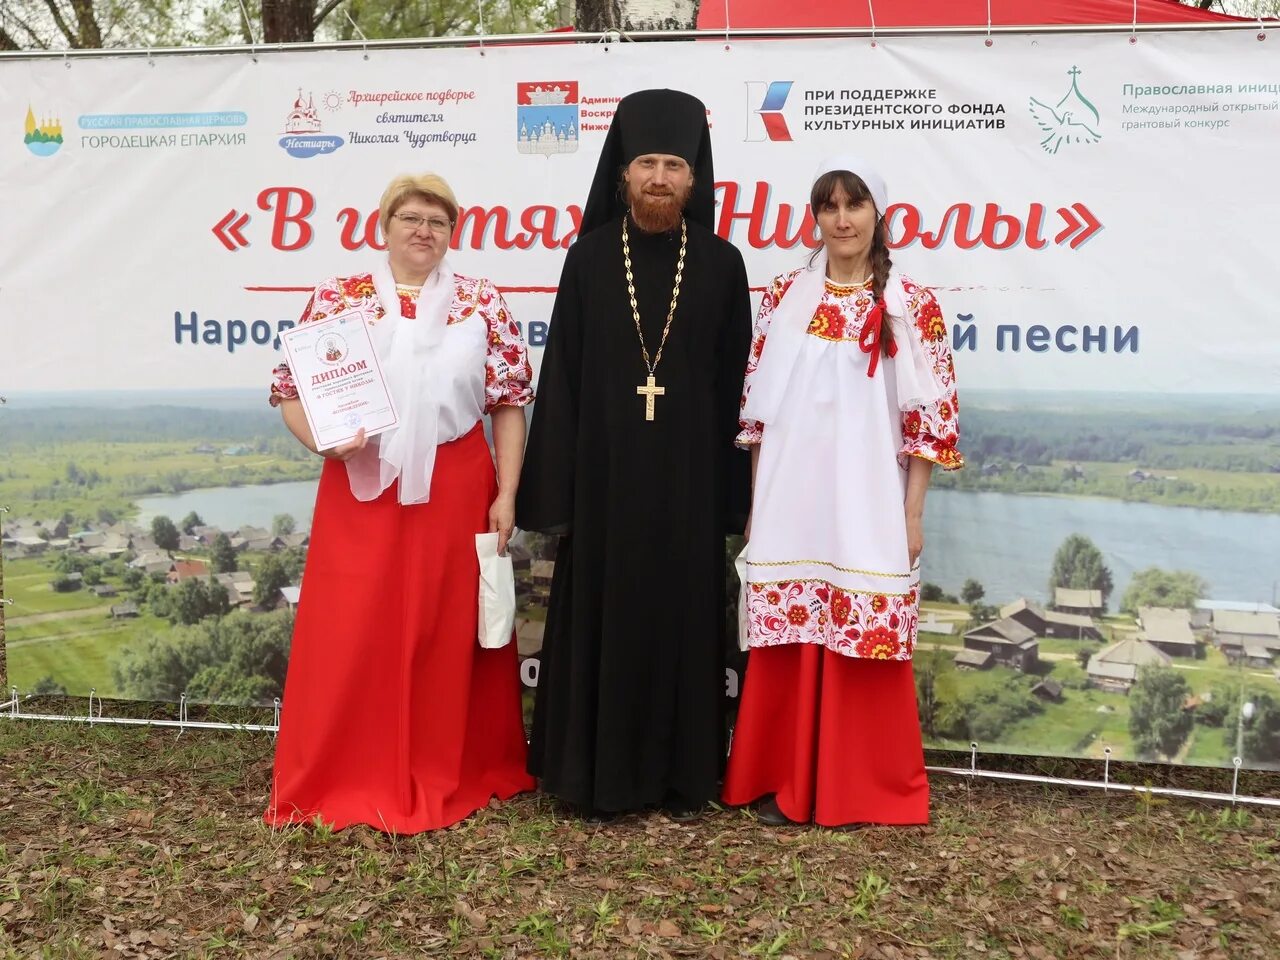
[517,88,752,821]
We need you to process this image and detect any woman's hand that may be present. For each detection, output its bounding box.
[489,492,516,554]
[906,515,924,568]
[323,427,368,462]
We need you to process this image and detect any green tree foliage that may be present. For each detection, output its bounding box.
[121,566,144,590]
[0,0,558,50]
[253,555,291,608]
[1048,534,1114,609]
[914,651,947,738]
[150,515,180,551]
[1121,568,1209,616]
[1242,693,1280,764]
[167,578,231,626]
[210,533,238,574]
[113,610,294,705]
[146,582,172,619]
[930,673,1041,743]
[271,513,296,536]
[960,578,986,605]
[920,582,944,603]
[82,565,103,586]
[1076,646,1098,670]
[1194,685,1240,728]
[180,511,205,535]
[1129,666,1193,760]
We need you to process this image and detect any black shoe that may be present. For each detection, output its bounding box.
[827,821,870,833]
[755,796,795,827]
[561,801,617,824]
[665,803,706,823]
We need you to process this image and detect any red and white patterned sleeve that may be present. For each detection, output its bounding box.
[269,277,344,408]
[898,283,964,471]
[736,272,794,448]
[481,281,534,413]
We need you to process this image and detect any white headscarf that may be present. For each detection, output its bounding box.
[740,156,943,427]
[342,256,455,505]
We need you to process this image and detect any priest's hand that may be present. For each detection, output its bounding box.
[490,493,515,555]
[906,515,924,568]
[323,428,367,462]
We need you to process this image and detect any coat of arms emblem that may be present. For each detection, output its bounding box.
[517,82,579,156]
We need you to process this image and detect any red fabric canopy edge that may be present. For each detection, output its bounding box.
[697,0,1251,29]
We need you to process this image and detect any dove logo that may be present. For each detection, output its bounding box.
[1029,66,1102,155]
[745,81,794,142]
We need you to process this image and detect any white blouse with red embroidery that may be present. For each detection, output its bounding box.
[270,271,533,421]
[737,270,963,661]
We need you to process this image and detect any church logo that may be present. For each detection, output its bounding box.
[516,81,578,156]
[24,105,64,157]
[279,88,344,158]
[1028,66,1101,155]
[744,81,793,142]
[317,332,349,365]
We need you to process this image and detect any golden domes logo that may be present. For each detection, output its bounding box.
[24,105,64,157]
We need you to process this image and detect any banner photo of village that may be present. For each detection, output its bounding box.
[2,387,1279,770]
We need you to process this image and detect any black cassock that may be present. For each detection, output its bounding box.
[517,213,752,812]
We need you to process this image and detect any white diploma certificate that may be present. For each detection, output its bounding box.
[280,309,398,451]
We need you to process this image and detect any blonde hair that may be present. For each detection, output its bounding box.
[379,173,459,232]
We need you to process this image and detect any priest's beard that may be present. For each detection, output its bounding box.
[628,181,692,234]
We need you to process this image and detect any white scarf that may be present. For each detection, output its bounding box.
[343,257,455,505]
[741,248,943,427]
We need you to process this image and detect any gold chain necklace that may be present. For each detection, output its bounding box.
[623,215,687,421]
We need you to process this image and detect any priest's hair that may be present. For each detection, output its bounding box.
[379,173,459,232]
[810,170,895,358]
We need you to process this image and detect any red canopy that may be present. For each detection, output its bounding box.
[698,0,1248,29]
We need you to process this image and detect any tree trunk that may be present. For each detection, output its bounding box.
[575,0,698,31]
[262,0,316,43]
[69,0,102,47]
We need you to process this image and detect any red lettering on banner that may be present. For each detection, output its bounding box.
[456,206,514,250]
[231,186,1097,255]
[1023,203,1049,250]
[336,208,386,252]
[561,205,582,248]
[887,201,1097,251]
[258,187,315,251]
[715,181,820,251]
[518,205,562,251]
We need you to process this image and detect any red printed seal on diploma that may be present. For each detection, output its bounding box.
[280,309,398,450]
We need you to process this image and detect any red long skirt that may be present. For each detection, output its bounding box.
[722,644,929,827]
[264,424,534,833]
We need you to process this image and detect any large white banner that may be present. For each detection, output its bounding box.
[2,32,1279,769]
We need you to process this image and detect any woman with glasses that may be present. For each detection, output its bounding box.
[264,173,535,833]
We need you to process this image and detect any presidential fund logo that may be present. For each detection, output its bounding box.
[1029,66,1101,154]
[280,88,344,158]
[517,82,578,156]
[24,105,64,157]
[744,81,793,142]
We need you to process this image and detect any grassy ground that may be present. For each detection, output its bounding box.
[2,717,1279,960]
[1,560,112,618]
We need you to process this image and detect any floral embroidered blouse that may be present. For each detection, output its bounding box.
[737,271,963,471]
[269,272,533,413]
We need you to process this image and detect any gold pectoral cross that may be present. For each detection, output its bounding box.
[636,374,666,421]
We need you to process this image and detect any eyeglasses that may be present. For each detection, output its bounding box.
[393,213,454,234]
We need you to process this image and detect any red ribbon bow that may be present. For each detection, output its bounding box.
[859,299,898,379]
